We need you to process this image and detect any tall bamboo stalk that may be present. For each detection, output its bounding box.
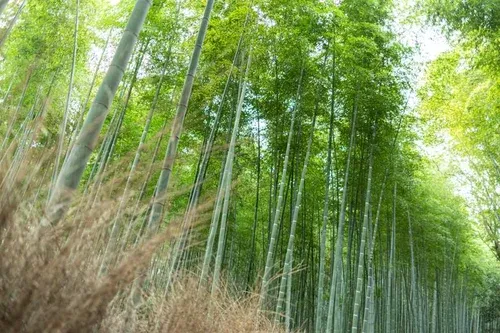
[111,3,180,230]
[351,125,376,333]
[183,11,250,286]
[45,0,152,225]
[212,50,252,292]
[1,70,17,105]
[0,0,26,50]
[276,109,317,322]
[326,89,360,332]
[315,42,336,333]
[386,183,397,333]
[147,0,215,232]
[0,67,32,157]
[65,30,113,166]
[87,40,149,210]
[246,109,261,287]
[52,0,80,193]
[260,66,304,308]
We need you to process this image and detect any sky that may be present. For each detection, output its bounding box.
[393,2,478,207]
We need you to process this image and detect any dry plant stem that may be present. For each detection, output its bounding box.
[0,67,33,158]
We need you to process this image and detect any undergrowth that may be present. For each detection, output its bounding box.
[0,166,284,332]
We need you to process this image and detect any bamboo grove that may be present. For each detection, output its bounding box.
[0,0,499,332]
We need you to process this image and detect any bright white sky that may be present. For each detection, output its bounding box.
[393,2,478,208]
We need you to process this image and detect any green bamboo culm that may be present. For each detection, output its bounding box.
[351,124,375,333]
[0,68,32,157]
[147,0,215,233]
[211,50,252,293]
[315,43,336,333]
[275,109,317,325]
[0,0,26,51]
[198,16,250,286]
[259,66,304,309]
[326,89,360,333]
[44,0,152,225]
[276,55,325,321]
[386,183,397,332]
[51,0,80,197]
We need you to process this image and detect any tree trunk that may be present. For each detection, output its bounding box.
[212,50,252,292]
[316,43,336,333]
[276,108,317,322]
[351,125,376,333]
[147,0,215,232]
[52,0,80,193]
[260,66,304,308]
[45,0,152,225]
[326,89,360,332]
[0,0,26,50]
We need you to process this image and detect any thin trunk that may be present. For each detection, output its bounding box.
[351,126,376,333]
[431,274,438,333]
[3,90,41,184]
[326,89,360,332]
[112,10,177,224]
[260,66,304,308]
[199,143,230,284]
[247,110,261,287]
[316,43,336,333]
[408,210,421,333]
[276,109,317,321]
[197,20,249,284]
[0,0,26,50]
[52,0,80,192]
[147,0,215,232]
[90,40,149,212]
[361,170,388,333]
[99,42,170,274]
[212,50,251,292]
[1,69,17,105]
[386,183,397,333]
[122,106,172,252]
[286,263,293,332]
[179,11,250,286]
[45,0,152,225]
[0,67,32,158]
[66,30,112,164]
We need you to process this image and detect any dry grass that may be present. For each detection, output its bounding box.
[0,167,284,332]
[100,277,282,333]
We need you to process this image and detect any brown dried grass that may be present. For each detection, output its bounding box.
[0,166,283,332]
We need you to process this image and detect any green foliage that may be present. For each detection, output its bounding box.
[0,0,498,330]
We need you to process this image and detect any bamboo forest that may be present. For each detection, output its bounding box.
[0,0,499,332]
